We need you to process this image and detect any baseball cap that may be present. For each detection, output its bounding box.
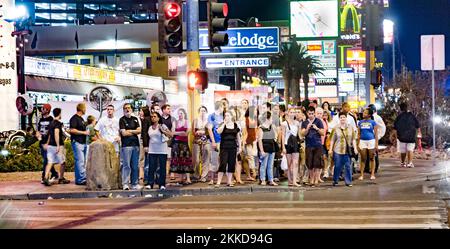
[43,103,51,111]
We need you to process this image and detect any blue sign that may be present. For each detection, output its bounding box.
[199,27,280,55]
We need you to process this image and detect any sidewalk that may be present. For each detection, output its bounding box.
[1,158,448,200]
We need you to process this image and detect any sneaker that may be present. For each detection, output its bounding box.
[160,186,166,190]
[332,182,338,186]
[208,180,214,185]
[401,162,406,168]
[122,185,130,190]
[323,172,329,179]
[407,163,414,168]
[260,181,266,186]
[58,178,70,184]
[346,184,353,187]
[273,178,280,182]
[370,175,376,180]
[43,178,52,186]
[269,181,278,186]
[200,178,207,183]
[145,185,152,189]
[75,181,86,185]
[132,185,143,190]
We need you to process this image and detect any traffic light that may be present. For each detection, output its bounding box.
[361,0,384,51]
[207,0,229,52]
[187,71,208,92]
[371,69,383,88]
[158,0,183,54]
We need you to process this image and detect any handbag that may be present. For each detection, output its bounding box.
[285,121,299,153]
[341,128,357,159]
[280,155,288,171]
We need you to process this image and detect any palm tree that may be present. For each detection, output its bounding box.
[271,42,325,105]
[299,56,324,101]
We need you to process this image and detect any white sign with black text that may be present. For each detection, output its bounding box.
[205,58,270,69]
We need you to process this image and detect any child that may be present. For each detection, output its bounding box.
[86,115,99,145]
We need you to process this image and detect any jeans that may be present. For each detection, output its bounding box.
[144,153,149,182]
[260,152,275,182]
[148,154,168,187]
[333,153,352,185]
[71,141,87,184]
[40,144,58,180]
[121,146,140,186]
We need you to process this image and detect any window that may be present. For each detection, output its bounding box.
[35,13,51,20]
[51,23,69,27]
[84,4,99,11]
[66,4,77,10]
[80,59,91,65]
[68,59,78,64]
[51,3,67,10]
[35,3,50,10]
[51,13,67,20]
[67,14,76,21]
[84,14,95,20]
[100,4,116,11]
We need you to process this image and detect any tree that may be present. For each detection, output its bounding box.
[271,42,324,105]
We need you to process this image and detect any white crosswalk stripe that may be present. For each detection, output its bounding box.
[3,198,448,229]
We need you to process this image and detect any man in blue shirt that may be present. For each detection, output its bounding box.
[301,106,325,186]
[207,101,224,185]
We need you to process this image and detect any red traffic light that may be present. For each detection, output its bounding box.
[164,2,181,18]
[211,2,228,18]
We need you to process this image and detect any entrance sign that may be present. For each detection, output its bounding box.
[205,57,270,69]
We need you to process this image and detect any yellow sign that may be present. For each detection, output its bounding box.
[73,66,115,83]
[341,3,360,33]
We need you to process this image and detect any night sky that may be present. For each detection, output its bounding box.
[225,0,450,71]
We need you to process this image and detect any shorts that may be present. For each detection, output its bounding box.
[322,145,328,156]
[47,145,65,164]
[397,140,415,153]
[359,139,376,150]
[306,147,323,169]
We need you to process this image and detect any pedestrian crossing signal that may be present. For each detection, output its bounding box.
[187,71,208,92]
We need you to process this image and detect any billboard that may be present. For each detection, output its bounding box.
[290,0,339,39]
[338,68,355,92]
[199,27,280,55]
[0,0,19,131]
[346,49,366,78]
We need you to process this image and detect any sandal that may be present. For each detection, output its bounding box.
[227,183,235,187]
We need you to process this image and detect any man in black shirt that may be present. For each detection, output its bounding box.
[394,102,421,168]
[43,108,70,186]
[120,103,142,190]
[36,103,58,183]
[69,103,89,185]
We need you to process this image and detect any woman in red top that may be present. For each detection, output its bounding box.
[170,108,194,185]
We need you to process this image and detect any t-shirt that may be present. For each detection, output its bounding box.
[208,112,223,143]
[86,124,97,145]
[37,115,53,145]
[358,119,377,141]
[95,116,120,144]
[394,112,420,143]
[301,118,324,148]
[69,114,86,144]
[48,120,64,146]
[119,115,140,147]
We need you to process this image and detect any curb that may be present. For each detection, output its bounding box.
[0,185,326,201]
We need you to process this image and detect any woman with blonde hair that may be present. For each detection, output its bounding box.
[281,108,302,186]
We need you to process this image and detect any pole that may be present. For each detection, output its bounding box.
[186,0,201,125]
[18,34,26,131]
[392,35,396,86]
[431,37,436,165]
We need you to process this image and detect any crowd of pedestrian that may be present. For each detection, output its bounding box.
[35,98,422,190]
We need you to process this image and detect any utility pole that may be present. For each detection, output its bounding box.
[186,0,201,124]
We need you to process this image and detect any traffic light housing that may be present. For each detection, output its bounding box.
[187,71,208,92]
[207,0,229,52]
[158,0,183,54]
[361,0,384,51]
[371,69,383,88]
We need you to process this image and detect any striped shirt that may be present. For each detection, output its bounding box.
[330,126,357,155]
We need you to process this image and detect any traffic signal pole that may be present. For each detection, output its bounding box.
[186,0,201,124]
